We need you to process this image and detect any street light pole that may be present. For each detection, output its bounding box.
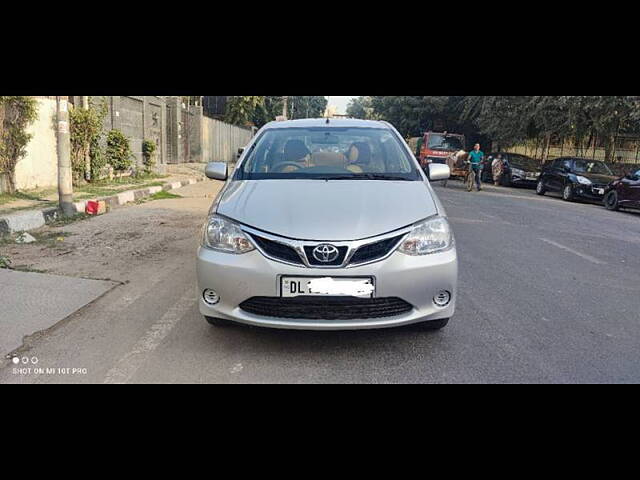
[56,96,75,216]
[82,96,90,181]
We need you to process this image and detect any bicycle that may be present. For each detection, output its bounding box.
[464,161,474,192]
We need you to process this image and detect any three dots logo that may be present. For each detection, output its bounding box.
[11,356,38,365]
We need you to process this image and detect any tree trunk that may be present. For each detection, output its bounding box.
[542,133,551,161]
[1,171,16,195]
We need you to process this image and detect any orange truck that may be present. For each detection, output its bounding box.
[418,131,466,169]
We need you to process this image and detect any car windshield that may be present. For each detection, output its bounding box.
[507,155,540,171]
[427,134,464,152]
[236,127,421,181]
[573,160,613,176]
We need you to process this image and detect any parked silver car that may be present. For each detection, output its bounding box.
[197,119,457,330]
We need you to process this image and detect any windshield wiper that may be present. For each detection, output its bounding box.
[320,174,413,181]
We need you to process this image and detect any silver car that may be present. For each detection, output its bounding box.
[197,118,457,330]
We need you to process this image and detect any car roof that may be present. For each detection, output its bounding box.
[262,118,390,130]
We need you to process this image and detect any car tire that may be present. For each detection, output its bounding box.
[562,183,575,202]
[536,180,546,196]
[604,190,620,211]
[205,316,232,327]
[415,318,449,330]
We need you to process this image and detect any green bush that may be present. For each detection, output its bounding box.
[105,129,134,173]
[142,139,157,174]
[69,98,108,184]
[0,96,38,194]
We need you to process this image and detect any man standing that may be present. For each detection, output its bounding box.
[492,153,505,187]
[468,143,484,191]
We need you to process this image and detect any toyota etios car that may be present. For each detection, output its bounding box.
[197,119,457,330]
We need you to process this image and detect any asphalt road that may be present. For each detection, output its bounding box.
[2,179,640,383]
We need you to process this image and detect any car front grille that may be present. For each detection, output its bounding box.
[348,234,405,265]
[249,234,304,265]
[239,296,413,320]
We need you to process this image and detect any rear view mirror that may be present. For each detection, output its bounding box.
[205,162,228,181]
[429,163,450,181]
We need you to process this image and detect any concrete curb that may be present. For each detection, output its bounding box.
[0,177,203,235]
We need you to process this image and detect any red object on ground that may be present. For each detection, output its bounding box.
[85,201,99,215]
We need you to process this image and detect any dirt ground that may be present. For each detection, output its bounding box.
[0,180,223,284]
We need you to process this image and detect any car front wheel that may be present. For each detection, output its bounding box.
[562,183,575,202]
[536,180,546,195]
[604,190,620,211]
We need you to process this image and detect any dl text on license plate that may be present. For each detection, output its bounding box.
[281,276,375,298]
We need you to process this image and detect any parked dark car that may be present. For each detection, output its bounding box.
[603,167,640,211]
[536,157,617,202]
[481,152,541,187]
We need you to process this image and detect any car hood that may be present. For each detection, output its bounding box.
[579,172,617,184]
[216,180,437,240]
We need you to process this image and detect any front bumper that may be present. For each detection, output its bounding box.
[196,245,458,330]
[573,184,606,202]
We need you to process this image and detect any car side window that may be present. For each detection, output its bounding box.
[563,159,572,171]
[634,169,640,179]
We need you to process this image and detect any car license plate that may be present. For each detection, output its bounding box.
[281,276,375,298]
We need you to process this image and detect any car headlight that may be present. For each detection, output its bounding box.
[511,168,525,177]
[398,217,453,256]
[203,214,255,254]
[576,175,592,185]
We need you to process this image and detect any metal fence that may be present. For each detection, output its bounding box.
[508,136,640,165]
[202,117,254,164]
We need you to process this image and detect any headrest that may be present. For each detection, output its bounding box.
[284,140,310,162]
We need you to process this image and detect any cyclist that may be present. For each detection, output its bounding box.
[468,143,484,191]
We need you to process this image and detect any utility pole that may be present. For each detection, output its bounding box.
[82,96,90,181]
[56,96,75,216]
[282,96,288,120]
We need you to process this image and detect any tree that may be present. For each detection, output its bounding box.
[69,97,108,183]
[0,96,38,194]
[288,96,328,119]
[370,96,466,137]
[346,96,377,119]
[225,96,265,126]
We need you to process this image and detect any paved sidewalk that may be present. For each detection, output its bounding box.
[0,269,117,357]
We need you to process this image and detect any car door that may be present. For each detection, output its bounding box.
[629,169,640,205]
[546,158,566,191]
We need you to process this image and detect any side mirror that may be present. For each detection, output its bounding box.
[429,163,450,181]
[205,162,228,181]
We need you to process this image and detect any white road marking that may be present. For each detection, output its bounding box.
[230,363,243,374]
[103,290,194,384]
[448,217,487,224]
[539,238,606,265]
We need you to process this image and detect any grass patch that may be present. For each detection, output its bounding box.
[0,255,11,269]
[74,179,166,200]
[135,190,181,204]
[150,190,181,200]
[0,189,57,207]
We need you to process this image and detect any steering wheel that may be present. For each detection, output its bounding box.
[272,161,303,173]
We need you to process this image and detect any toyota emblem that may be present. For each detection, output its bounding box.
[312,244,340,263]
